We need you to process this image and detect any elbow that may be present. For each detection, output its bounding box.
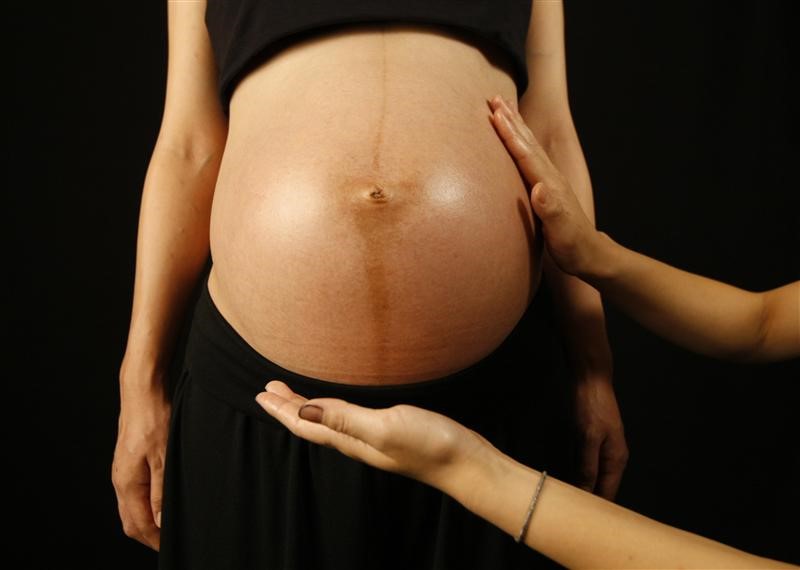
[748,292,774,362]
[539,129,580,162]
[155,118,228,167]
[727,294,772,363]
[546,114,579,138]
[154,134,226,170]
[518,101,577,147]
[535,119,579,152]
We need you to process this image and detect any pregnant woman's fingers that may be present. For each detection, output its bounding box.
[596,435,627,501]
[150,455,164,530]
[112,454,161,550]
[112,386,170,551]
[573,380,629,500]
[576,433,601,494]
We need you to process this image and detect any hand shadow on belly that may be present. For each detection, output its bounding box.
[517,195,543,295]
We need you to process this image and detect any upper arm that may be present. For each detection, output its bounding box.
[157,0,227,160]
[518,0,574,134]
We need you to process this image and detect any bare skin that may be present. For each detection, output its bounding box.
[255,380,797,569]
[249,98,798,567]
[208,0,626,498]
[112,1,226,551]
[489,94,800,361]
[206,23,539,384]
[114,0,627,551]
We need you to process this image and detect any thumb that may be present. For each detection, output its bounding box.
[530,182,551,217]
[150,458,164,529]
[298,398,388,447]
[299,403,324,423]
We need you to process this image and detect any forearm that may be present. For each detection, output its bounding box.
[582,233,774,360]
[121,142,220,384]
[448,444,794,569]
[507,103,796,361]
[537,124,611,375]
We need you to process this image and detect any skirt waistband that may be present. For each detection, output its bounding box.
[184,270,542,425]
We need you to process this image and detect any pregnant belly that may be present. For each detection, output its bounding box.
[207,26,542,384]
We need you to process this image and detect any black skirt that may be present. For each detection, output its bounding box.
[158,268,575,570]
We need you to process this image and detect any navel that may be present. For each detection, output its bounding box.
[367,184,389,202]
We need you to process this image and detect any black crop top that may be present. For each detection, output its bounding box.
[205,0,532,115]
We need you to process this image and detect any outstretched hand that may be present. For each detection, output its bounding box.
[255,380,493,491]
[487,95,604,278]
[488,95,628,500]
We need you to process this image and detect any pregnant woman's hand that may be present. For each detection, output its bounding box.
[255,380,493,492]
[112,364,171,551]
[487,95,605,278]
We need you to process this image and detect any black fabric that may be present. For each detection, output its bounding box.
[205,0,532,115]
[158,267,575,569]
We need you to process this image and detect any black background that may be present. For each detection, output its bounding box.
[8,1,798,568]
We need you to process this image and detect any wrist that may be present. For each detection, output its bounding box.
[579,232,623,283]
[572,368,614,387]
[433,434,502,509]
[566,334,614,383]
[123,338,173,368]
[119,353,170,390]
[456,440,506,512]
[457,439,545,541]
[552,290,615,381]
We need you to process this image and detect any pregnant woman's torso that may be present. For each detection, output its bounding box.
[207,24,541,384]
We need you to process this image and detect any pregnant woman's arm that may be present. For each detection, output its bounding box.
[490,96,800,361]
[519,0,628,499]
[112,0,227,551]
[255,381,797,569]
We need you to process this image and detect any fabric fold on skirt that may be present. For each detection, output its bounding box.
[158,268,574,570]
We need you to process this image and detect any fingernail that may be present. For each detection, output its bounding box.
[299,404,324,423]
[156,511,161,528]
[491,109,505,125]
[255,392,270,408]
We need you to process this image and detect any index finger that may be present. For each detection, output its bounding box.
[488,96,560,186]
[255,391,398,470]
[257,389,386,449]
[595,438,627,501]
[124,481,161,550]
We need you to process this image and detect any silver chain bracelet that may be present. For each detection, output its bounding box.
[514,470,547,544]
